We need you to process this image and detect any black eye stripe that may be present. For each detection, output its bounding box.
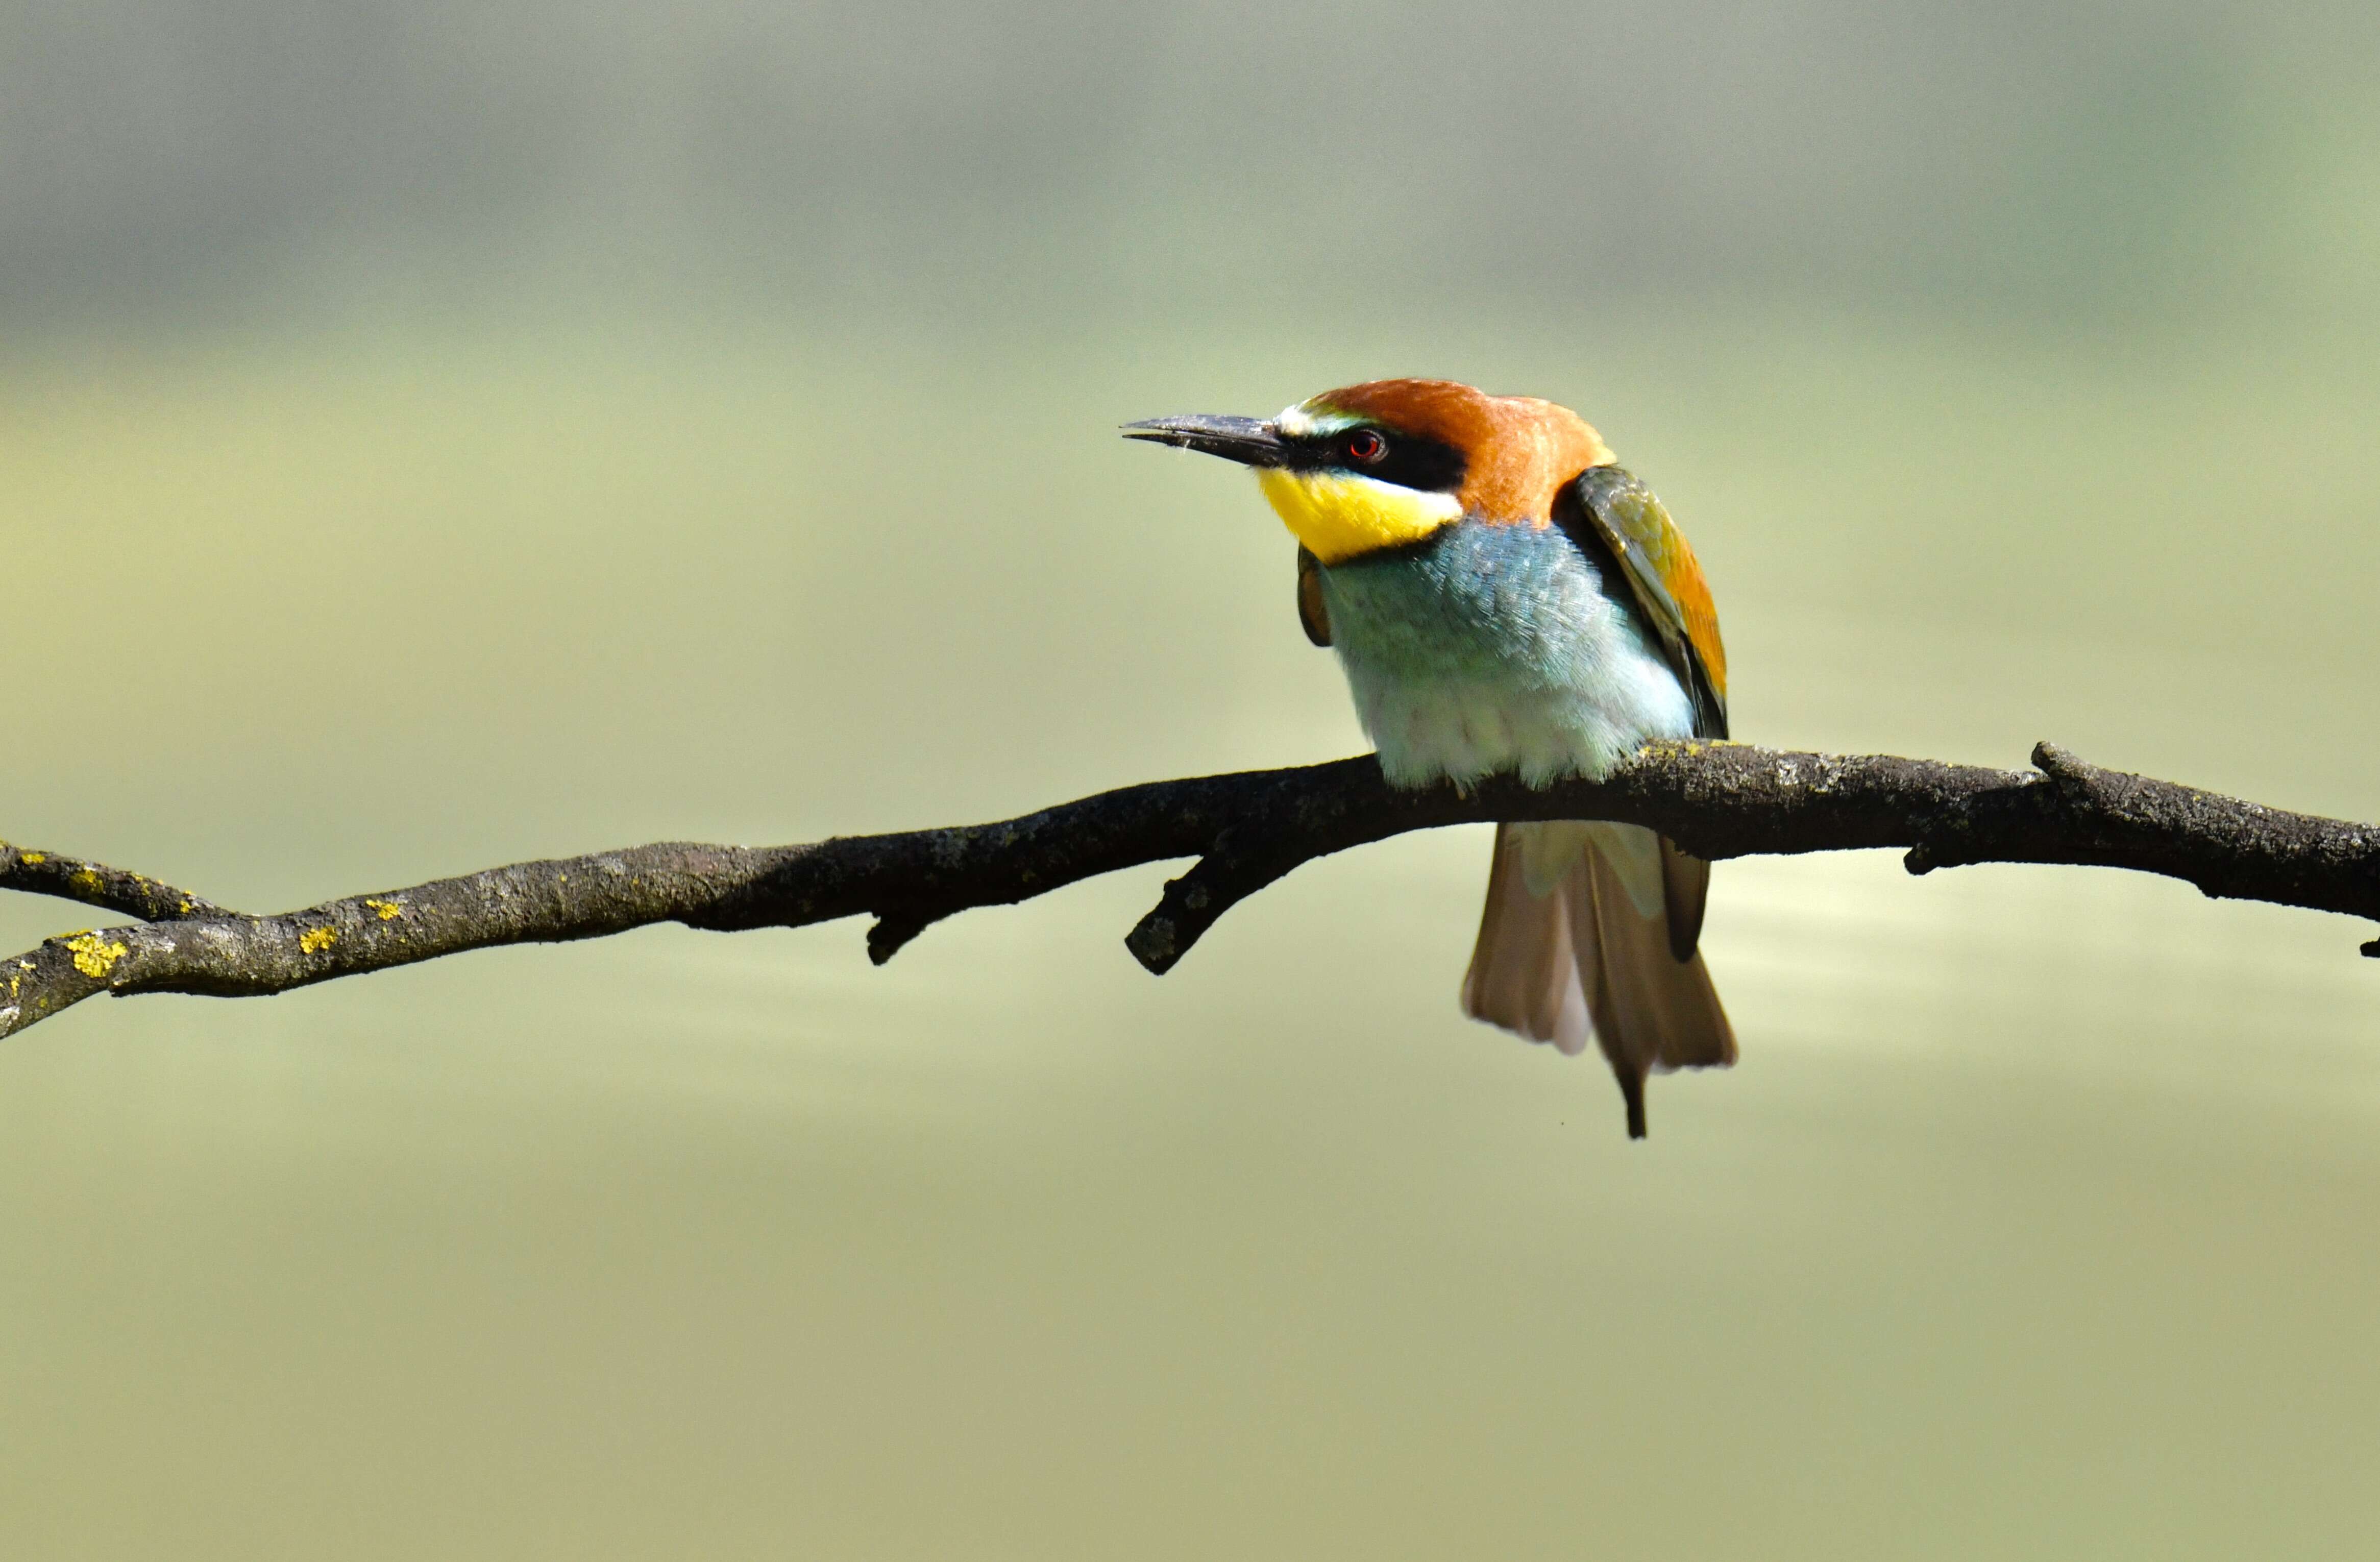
[1285,427,1466,493]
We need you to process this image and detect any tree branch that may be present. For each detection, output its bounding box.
[4,741,2374,1040]
[0,841,228,923]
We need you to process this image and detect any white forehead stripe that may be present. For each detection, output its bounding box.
[1276,403,1359,438]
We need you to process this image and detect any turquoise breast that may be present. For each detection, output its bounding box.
[1314,519,1694,788]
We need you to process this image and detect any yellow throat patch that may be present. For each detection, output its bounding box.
[1256,469,1460,565]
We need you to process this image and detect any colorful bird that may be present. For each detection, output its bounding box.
[1124,379,1734,1138]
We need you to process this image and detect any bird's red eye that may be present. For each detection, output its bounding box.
[1346,430,1387,462]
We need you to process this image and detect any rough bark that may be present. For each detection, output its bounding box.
[3,741,2374,1040]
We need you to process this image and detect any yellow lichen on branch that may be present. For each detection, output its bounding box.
[64,931,129,978]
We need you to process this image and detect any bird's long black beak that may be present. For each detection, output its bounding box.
[1120,413,1288,468]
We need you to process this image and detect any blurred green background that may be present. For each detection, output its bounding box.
[4,4,2378,1556]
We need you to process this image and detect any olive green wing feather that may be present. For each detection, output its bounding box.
[1558,465,1727,740]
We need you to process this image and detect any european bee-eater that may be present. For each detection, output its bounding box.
[1125,379,1733,1138]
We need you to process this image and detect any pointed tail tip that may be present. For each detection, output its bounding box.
[1623,1077,1648,1140]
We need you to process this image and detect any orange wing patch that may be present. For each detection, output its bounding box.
[1637,509,1726,702]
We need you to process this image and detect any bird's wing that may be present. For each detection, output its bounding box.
[1555,466,1727,740]
[1294,546,1332,647]
[1554,465,1729,964]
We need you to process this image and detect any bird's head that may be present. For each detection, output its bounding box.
[1124,378,1614,565]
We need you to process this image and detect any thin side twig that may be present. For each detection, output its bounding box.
[0,841,228,923]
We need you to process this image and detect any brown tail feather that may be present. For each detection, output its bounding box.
[1658,837,1710,963]
[1460,824,1593,1057]
[1461,822,1735,1140]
